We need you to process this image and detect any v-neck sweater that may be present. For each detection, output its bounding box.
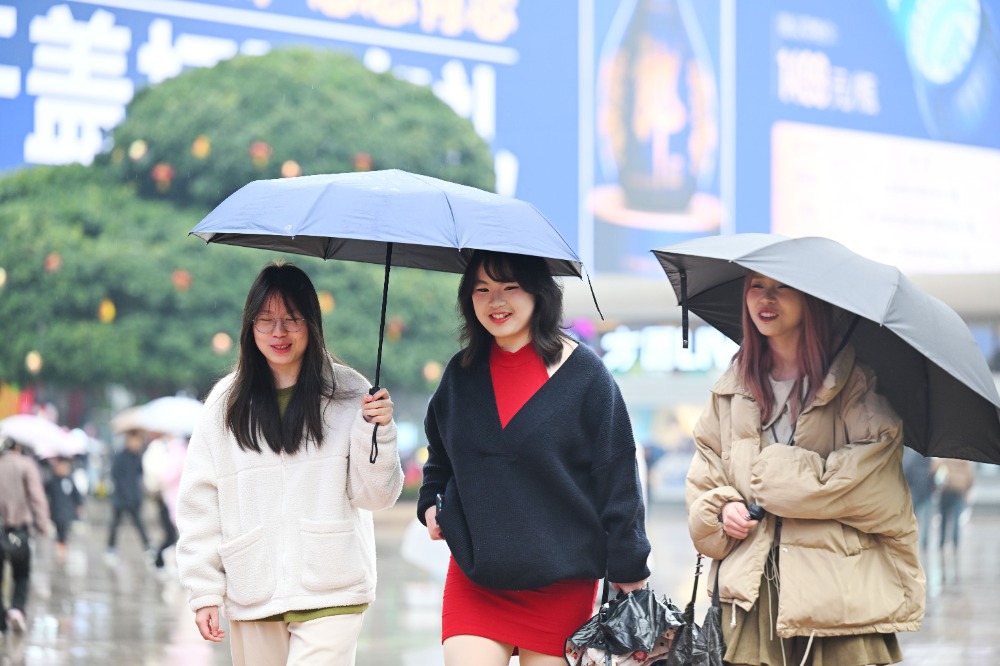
[490,342,549,428]
[419,343,651,590]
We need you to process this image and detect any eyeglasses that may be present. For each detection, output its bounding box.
[253,316,304,334]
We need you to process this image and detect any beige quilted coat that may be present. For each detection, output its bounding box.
[686,346,925,637]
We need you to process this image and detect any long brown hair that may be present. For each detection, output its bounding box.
[456,250,567,368]
[226,261,336,454]
[734,272,834,423]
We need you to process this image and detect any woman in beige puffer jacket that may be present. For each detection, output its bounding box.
[686,272,925,666]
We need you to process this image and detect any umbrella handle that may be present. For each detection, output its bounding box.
[369,243,393,466]
[681,270,689,349]
[369,386,380,464]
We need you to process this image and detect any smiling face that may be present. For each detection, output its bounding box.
[745,273,805,347]
[253,292,309,387]
[471,264,536,351]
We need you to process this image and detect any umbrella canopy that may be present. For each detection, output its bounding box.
[0,414,76,459]
[190,169,585,388]
[191,169,589,463]
[111,397,204,437]
[653,233,1000,464]
[190,169,582,277]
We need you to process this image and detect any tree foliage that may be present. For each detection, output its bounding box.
[0,46,493,408]
[99,47,495,208]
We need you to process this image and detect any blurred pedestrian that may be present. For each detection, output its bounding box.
[685,272,924,666]
[153,435,188,575]
[418,250,651,666]
[902,447,934,552]
[931,457,975,580]
[142,434,178,572]
[0,437,50,635]
[106,431,151,561]
[43,455,84,564]
[176,261,404,666]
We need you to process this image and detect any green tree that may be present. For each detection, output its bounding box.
[99,47,495,208]
[0,46,493,410]
[0,165,463,400]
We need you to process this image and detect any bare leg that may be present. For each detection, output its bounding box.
[518,648,569,666]
[444,635,514,666]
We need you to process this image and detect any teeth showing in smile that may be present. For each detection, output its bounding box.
[759,312,777,321]
[273,344,291,350]
[490,313,510,322]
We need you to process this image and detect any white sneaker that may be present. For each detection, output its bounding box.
[6,608,27,633]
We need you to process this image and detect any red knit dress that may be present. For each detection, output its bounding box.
[440,342,600,657]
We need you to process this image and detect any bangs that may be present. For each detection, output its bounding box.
[480,254,518,284]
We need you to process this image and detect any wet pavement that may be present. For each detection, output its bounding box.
[1,498,997,665]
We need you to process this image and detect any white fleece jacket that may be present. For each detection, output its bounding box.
[175,361,404,621]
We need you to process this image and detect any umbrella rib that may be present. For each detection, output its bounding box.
[406,172,463,248]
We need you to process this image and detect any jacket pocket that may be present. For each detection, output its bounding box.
[300,518,366,591]
[218,525,275,606]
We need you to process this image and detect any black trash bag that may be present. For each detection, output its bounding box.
[566,585,685,666]
[662,621,698,665]
[603,588,683,654]
[566,602,613,659]
[663,553,726,666]
[689,564,725,666]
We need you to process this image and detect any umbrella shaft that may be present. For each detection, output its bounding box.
[374,243,394,389]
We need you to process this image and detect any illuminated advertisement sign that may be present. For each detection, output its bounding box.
[734,0,1000,275]
[0,0,579,242]
[2,1,998,279]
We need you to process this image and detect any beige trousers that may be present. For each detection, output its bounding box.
[229,613,365,666]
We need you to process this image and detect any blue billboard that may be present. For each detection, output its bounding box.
[2,0,999,277]
[0,0,580,247]
[731,0,1000,275]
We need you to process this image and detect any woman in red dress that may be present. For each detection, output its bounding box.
[418,250,651,665]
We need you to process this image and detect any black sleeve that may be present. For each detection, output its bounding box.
[585,364,651,584]
[417,383,454,526]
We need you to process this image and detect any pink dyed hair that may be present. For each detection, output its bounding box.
[734,272,835,423]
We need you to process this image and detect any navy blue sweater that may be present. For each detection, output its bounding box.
[418,343,651,590]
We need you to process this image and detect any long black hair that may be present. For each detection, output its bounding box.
[457,250,567,368]
[226,261,336,454]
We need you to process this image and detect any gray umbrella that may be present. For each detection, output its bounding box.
[653,233,1000,465]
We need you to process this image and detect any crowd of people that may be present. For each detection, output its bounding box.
[0,255,984,666]
[0,423,193,637]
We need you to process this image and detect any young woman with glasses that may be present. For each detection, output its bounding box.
[176,261,404,665]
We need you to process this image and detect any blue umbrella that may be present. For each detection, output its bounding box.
[191,169,589,461]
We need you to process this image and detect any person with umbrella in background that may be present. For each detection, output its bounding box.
[0,437,50,635]
[418,250,651,666]
[683,271,924,665]
[176,261,404,666]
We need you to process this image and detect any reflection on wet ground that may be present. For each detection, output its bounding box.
[1,499,997,665]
